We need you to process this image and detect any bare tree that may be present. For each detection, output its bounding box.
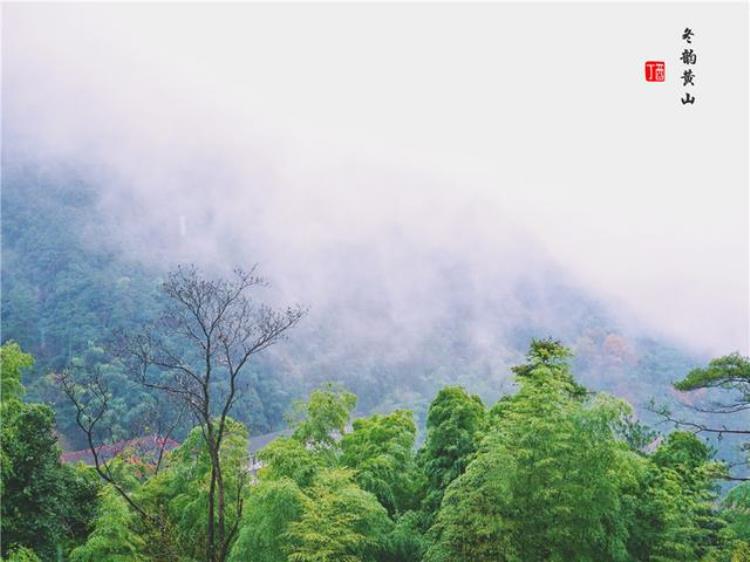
[118,265,306,562]
[57,366,183,519]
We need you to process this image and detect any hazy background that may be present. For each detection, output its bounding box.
[3,2,748,363]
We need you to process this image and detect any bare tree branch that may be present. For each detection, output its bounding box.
[119,264,306,562]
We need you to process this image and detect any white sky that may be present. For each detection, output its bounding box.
[2,2,748,355]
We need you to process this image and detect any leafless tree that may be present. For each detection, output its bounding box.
[57,366,183,519]
[118,264,306,562]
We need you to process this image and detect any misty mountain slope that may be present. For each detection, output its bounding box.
[0,168,292,445]
[1,165,709,449]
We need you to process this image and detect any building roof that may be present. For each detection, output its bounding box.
[61,435,180,465]
[248,429,293,455]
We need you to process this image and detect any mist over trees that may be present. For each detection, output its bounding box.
[2,3,748,560]
[1,169,713,448]
[3,170,750,560]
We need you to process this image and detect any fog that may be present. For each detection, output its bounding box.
[2,2,748,358]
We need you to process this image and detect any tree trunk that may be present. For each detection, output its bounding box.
[207,463,216,562]
[216,457,226,561]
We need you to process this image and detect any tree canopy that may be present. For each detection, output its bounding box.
[4,340,750,562]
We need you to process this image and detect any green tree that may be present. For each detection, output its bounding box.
[291,383,357,452]
[227,478,306,562]
[0,341,31,404]
[426,340,641,562]
[509,337,586,397]
[652,353,750,559]
[1,342,99,559]
[69,486,146,562]
[257,436,322,488]
[639,432,728,561]
[61,265,305,562]
[659,354,750,478]
[379,510,430,562]
[675,353,750,396]
[285,468,392,562]
[341,409,417,516]
[417,385,485,520]
[141,417,250,561]
[724,483,750,544]
[231,384,406,562]
[2,546,41,562]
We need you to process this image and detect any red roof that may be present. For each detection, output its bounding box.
[61,435,179,465]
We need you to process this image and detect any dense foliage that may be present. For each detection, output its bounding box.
[1,342,100,560]
[4,339,750,561]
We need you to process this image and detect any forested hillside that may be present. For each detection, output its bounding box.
[3,169,750,562]
[3,3,747,560]
[0,168,712,449]
[1,168,292,446]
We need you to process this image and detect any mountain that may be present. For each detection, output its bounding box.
[0,164,708,449]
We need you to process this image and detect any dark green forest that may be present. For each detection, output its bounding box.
[3,172,750,561]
